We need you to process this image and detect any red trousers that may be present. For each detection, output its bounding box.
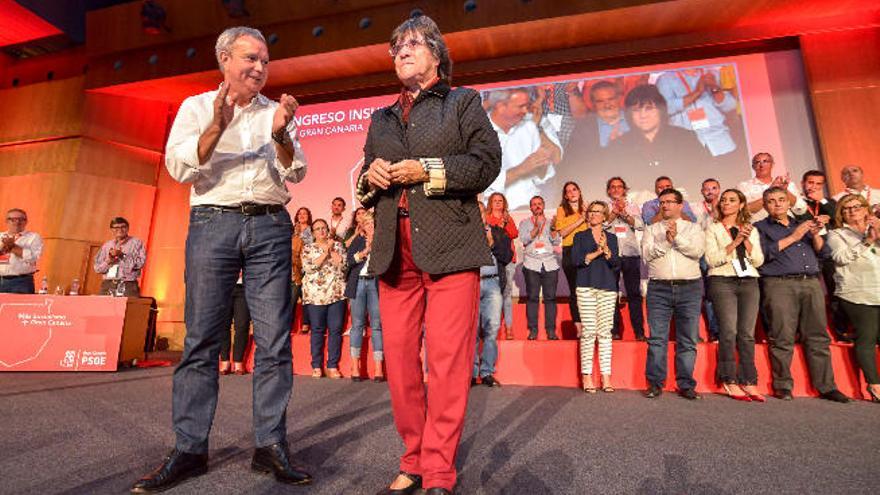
[378,217,479,491]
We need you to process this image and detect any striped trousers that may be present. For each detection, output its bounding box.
[576,287,616,375]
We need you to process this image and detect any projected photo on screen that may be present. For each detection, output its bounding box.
[480,63,750,210]
[289,51,818,221]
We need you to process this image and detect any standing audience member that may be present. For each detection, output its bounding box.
[792,170,850,341]
[356,15,501,495]
[641,176,697,224]
[302,219,347,379]
[345,211,384,382]
[641,188,705,400]
[474,202,512,387]
[555,181,588,336]
[754,187,849,403]
[519,195,561,340]
[219,274,250,375]
[486,192,519,339]
[606,177,646,340]
[291,222,307,332]
[694,179,721,342]
[0,208,43,294]
[293,207,313,334]
[572,201,620,393]
[344,207,367,247]
[827,194,880,403]
[328,197,351,241]
[94,217,147,297]
[704,189,764,401]
[738,152,799,223]
[832,165,880,216]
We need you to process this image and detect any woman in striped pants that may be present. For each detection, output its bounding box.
[572,201,621,393]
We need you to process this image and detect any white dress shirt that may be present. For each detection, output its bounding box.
[0,230,43,276]
[704,221,764,277]
[832,185,880,207]
[641,218,704,280]
[485,115,561,211]
[736,177,800,223]
[165,86,307,206]
[827,225,880,305]
[328,213,352,240]
[690,200,717,231]
[608,200,644,257]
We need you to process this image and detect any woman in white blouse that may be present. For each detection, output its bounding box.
[827,194,880,403]
[705,189,765,402]
[302,218,348,379]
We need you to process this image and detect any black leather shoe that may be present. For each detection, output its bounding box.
[130,449,207,493]
[527,331,537,340]
[678,388,702,400]
[774,389,793,401]
[819,389,850,403]
[547,334,559,340]
[645,384,662,399]
[376,471,422,495]
[470,377,479,387]
[251,442,312,485]
[481,375,501,387]
[425,488,453,495]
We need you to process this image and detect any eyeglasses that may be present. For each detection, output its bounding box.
[111,225,128,230]
[6,217,26,222]
[588,210,605,214]
[841,205,865,212]
[313,226,328,232]
[752,158,773,165]
[389,38,428,57]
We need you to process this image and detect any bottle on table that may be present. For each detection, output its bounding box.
[38,276,49,294]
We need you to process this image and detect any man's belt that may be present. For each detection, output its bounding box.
[481,274,498,280]
[650,278,700,286]
[765,273,819,280]
[0,273,34,280]
[199,203,284,216]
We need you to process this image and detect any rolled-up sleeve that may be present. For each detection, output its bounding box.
[273,121,307,184]
[165,97,204,184]
[19,233,43,265]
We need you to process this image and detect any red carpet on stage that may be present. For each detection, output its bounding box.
[243,300,875,401]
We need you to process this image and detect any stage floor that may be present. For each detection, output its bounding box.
[2,367,878,494]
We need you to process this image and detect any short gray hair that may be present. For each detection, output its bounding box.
[215,26,267,72]
[485,88,529,110]
[390,15,452,82]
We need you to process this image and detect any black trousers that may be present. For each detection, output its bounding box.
[522,266,558,337]
[839,299,880,384]
[612,256,645,338]
[561,246,580,324]
[220,284,250,362]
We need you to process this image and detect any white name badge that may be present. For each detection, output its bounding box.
[614,225,628,239]
[732,257,753,277]
[107,264,120,279]
[687,107,711,130]
[534,241,549,254]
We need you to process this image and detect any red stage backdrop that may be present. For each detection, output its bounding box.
[0,295,127,372]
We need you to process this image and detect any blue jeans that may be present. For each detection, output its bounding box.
[308,299,346,369]
[645,279,702,390]
[350,277,383,361]
[0,275,35,293]
[173,206,293,454]
[474,276,502,378]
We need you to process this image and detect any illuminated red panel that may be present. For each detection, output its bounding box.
[0,0,62,47]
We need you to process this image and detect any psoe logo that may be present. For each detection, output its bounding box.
[59,350,76,368]
[80,350,108,367]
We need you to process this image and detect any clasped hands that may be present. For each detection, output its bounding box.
[366,158,428,190]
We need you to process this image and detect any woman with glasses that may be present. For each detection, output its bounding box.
[301,218,348,379]
[827,194,880,403]
[554,181,588,337]
[704,189,765,401]
[571,201,620,393]
[357,15,501,495]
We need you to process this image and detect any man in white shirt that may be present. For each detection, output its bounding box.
[641,188,705,400]
[327,196,352,241]
[133,26,311,493]
[0,208,43,294]
[832,165,880,216]
[692,178,721,342]
[737,152,799,223]
[484,88,562,211]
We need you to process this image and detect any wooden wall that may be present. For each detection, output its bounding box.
[800,26,880,194]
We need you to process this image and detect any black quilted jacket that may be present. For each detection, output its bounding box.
[357,81,502,275]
